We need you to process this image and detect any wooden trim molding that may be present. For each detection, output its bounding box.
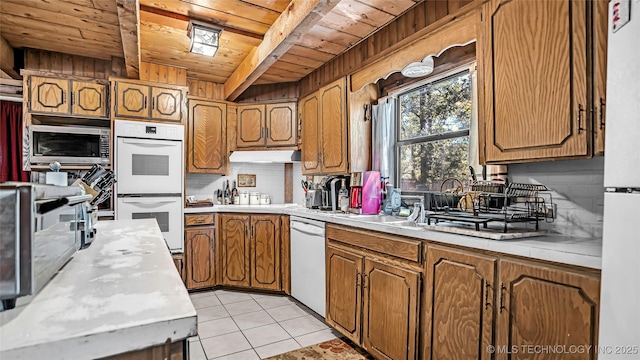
[0,37,21,79]
[350,10,477,92]
[116,0,141,79]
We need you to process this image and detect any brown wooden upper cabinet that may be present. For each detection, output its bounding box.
[113,80,184,123]
[236,102,297,149]
[187,99,227,174]
[219,214,282,291]
[28,75,108,119]
[301,77,348,175]
[479,0,607,163]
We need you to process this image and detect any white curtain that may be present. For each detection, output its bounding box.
[371,96,395,180]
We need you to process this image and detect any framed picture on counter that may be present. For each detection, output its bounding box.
[237,174,256,187]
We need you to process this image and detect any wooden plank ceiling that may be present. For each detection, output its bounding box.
[1,0,420,97]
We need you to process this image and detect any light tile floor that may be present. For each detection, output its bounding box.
[188,289,341,359]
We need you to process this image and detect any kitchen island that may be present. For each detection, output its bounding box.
[0,219,196,360]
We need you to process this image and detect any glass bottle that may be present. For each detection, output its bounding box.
[338,179,349,213]
[224,180,231,205]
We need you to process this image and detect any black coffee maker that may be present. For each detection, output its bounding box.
[320,175,350,211]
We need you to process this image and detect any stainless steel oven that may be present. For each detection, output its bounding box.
[29,124,110,166]
[0,183,91,310]
[114,120,184,252]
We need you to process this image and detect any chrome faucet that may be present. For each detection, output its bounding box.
[401,195,425,224]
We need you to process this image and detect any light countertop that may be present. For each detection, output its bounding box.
[0,219,197,360]
[185,204,602,269]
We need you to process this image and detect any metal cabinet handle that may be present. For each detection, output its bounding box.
[70,92,74,106]
[62,92,66,104]
[144,96,147,109]
[499,283,506,314]
[195,219,205,224]
[577,104,585,134]
[599,98,606,129]
[265,127,269,140]
[485,281,491,310]
[152,96,155,110]
[355,270,360,287]
[362,273,368,289]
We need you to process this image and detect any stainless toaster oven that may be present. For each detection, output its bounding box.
[0,183,91,310]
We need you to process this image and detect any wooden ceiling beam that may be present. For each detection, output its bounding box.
[140,5,264,41]
[116,0,141,78]
[224,0,340,101]
[0,37,21,79]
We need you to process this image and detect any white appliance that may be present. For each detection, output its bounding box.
[114,120,184,252]
[290,216,326,316]
[599,1,640,357]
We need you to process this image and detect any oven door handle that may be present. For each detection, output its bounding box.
[120,198,179,204]
[121,138,180,147]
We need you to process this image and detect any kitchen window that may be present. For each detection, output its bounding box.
[395,68,474,192]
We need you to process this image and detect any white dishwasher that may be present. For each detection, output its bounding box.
[290,216,326,317]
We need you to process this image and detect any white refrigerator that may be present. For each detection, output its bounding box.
[599,0,640,357]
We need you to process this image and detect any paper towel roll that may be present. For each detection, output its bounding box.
[45,172,68,186]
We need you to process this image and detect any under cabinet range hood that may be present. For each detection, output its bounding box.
[229,150,301,163]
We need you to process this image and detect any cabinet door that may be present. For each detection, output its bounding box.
[187,100,227,174]
[423,245,495,360]
[29,76,69,114]
[300,93,320,174]
[496,259,600,360]
[320,77,348,174]
[593,0,608,156]
[185,227,216,289]
[326,245,363,344]
[151,86,182,122]
[362,258,420,360]
[250,215,281,290]
[115,82,149,118]
[237,104,265,148]
[220,214,251,287]
[482,0,588,162]
[172,253,185,283]
[72,81,108,118]
[266,103,297,147]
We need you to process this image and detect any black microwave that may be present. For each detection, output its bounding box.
[29,124,110,165]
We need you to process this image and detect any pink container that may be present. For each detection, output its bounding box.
[361,171,381,215]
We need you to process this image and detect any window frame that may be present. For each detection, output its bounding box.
[393,65,475,193]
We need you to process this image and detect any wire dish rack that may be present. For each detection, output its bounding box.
[425,182,554,232]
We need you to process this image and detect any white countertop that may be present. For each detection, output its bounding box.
[0,219,197,360]
[185,204,602,269]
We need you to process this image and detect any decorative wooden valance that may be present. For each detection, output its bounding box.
[350,10,477,92]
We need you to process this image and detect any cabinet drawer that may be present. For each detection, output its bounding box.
[185,213,215,226]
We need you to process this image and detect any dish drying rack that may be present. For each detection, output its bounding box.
[426,182,555,232]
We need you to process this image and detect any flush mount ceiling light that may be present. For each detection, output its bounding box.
[401,55,435,78]
[187,20,222,57]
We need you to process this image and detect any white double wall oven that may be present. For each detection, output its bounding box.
[114,120,184,252]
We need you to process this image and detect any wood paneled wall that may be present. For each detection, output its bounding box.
[298,0,477,97]
[236,82,299,102]
[187,79,225,100]
[23,48,125,79]
[140,61,187,86]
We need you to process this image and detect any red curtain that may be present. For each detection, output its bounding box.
[0,101,29,182]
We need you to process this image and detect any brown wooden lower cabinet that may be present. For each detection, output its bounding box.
[172,253,186,283]
[496,259,600,360]
[99,340,185,360]
[363,258,420,360]
[325,225,421,360]
[219,213,285,291]
[184,213,216,290]
[422,245,496,360]
[326,245,363,344]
